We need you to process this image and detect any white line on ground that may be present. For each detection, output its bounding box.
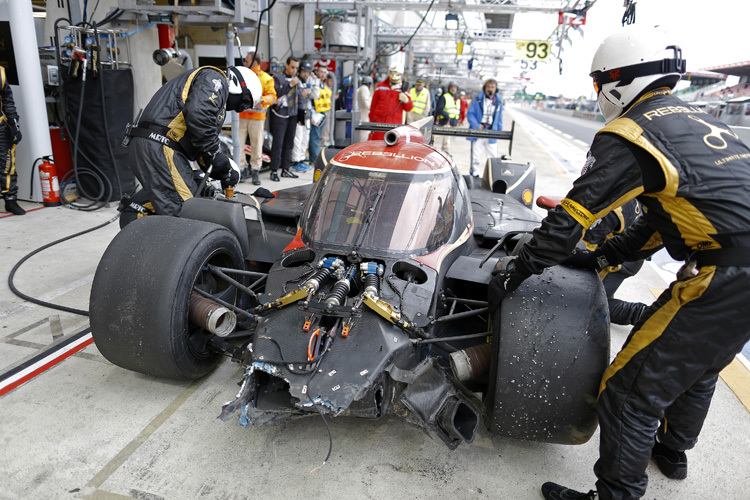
[0,274,94,320]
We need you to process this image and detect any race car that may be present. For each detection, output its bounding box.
[90,121,609,449]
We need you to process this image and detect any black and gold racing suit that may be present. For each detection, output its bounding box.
[129,67,227,216]
[514,89,750,500]
[1,66,20,202]
[583,199,646,325]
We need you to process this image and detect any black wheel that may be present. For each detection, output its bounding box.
[485,265,610,444]
[90,216,244,380]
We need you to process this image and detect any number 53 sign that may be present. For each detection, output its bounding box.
[515,40,551,61]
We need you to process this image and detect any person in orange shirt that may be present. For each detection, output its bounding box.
[237,52,277,185]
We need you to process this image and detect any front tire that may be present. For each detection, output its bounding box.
[485,265,609,444]
[90,216,244,380]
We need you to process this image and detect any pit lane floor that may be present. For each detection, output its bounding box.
[1,116,748,500]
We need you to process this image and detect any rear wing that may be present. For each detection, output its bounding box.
[342,110,515,156]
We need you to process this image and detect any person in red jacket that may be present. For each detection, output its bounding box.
[459,91,470,125]
[368,64,412,140]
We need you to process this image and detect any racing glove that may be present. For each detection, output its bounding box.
[207,152,232,180]
[488,258,530,311]
[563,249,612,270]
[221,167,240,189]
[10,118,21,144]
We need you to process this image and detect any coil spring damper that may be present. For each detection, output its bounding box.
[360,262,384,297]
[326,266,356,306]
[304,257,344,294]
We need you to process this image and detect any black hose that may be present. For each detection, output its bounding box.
[66,72,112,209]
[253,0,276,60]
[54,17,116,211]
[95,24,124,199]
[7,214,120,316]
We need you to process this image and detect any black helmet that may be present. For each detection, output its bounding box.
[300,60,313,72]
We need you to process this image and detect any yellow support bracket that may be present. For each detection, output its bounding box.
[268,288,309,309]
[363,293,408,328]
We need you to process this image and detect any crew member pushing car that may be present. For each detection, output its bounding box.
[487,26,750,500]
[127,66,261,216]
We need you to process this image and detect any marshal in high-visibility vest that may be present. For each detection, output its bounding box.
[314,85,332,113]
[409,87,430,115]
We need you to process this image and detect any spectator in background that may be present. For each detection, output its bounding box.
[308,65,331,166]
[435,82,460,153]
[269,56,303,181]
[459,90,470,126]
[237,52,276,186]
[290,60,316,174]
[467,78,503,177]
[357,75,373,142]
[406,78,431,124]
[321,73,335,148]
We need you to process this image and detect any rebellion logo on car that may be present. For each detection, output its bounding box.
[339,150,438,167]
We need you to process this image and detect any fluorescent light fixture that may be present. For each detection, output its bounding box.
[445,13,459,31]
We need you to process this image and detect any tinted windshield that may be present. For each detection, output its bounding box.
[301,163,456,256]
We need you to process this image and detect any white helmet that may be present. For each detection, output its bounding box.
[590,26,686,123]
[388,63,405,75]
[226,66,263,112]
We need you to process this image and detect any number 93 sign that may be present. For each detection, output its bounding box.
[515,40,550,61]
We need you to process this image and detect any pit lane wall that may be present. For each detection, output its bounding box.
[535,107,750,147]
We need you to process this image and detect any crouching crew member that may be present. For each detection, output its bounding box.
[485,26,750,500]
[127,66,261,216]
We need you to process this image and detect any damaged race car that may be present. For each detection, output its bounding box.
[90,119,609,450]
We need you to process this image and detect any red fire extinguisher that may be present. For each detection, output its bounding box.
[37,156,61,207]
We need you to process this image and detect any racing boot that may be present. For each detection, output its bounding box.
[280,168,299,178]
[4,198,26,215]
[251,170,261,186]
[541,483,597,499]
[652,440,688,480]
[270,171,280,182]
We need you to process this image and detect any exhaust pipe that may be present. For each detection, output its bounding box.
[189,292,237,337]
[384,125,426,146]
[450,343,492,381]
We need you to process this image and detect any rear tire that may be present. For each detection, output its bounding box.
[90,216,244,380]
[485,265,609,444]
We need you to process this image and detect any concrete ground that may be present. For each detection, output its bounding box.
[1,115,749,500]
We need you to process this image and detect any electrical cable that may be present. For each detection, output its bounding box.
[95,8,123,28]
[306,386,334,471]
[7,213,120,317]
[252,0,276,61]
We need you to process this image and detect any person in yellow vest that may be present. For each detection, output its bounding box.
[238,52,277,185]
[435,82,459,153]
[406,78,431,124]
[309,65,332,167]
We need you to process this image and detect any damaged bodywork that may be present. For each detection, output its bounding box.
[90,120,609,450]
